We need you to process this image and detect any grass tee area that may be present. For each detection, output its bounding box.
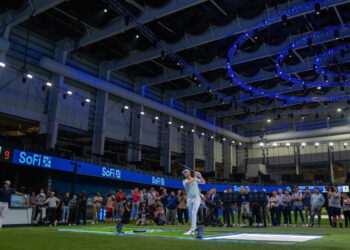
[0,220,349,250]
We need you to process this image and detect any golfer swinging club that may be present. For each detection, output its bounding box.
[182,169,205,235]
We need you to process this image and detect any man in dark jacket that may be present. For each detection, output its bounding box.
[165,191,178,225]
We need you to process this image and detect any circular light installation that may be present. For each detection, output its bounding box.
[226,0,350,103]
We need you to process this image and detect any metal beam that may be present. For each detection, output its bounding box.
[64,0,208,52]
[104,0,347,72]
[209,0,227,16]
[0,0,65,28]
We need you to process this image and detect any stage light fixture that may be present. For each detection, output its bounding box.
[191,129,195,133]
[46,82,52,87]
[104,8,108,13]
[272,142,278,147]
[267,119,271,123]
[344,142,348,148]
[180,125,184,129]
[201,132,205,136]
[337,108,342,112]
[136,34,140,39]
[259,142,264,147]
[223,138,226,141]
[168,121,172,125]
[26,73,33,79]
[315,142,320,148]
[140,111,145,115]
[301,142,306,147]
[85,98,90,103]
[124,105,129,110]
[286,142,291,148]
[329,142,334,147]
[67,90,73,95]
[210,136,214,139]
[0,62,5,68]
[155,116,159,120]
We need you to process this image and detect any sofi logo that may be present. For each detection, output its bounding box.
[233,185,250,192]
[152,176,165,186]
[101,167,121,179]
[18,151,52,168]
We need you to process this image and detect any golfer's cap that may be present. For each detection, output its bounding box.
[262,188,266,192]
[51,192,55,195]
[4,180,11,185]
[182,169,190,175]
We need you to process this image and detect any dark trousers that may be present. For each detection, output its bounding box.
[237,206,241,224]
[326,206,333,226]
[47,207,56,225]
[277,205,283,225]
[293,205,304,224]
[77,206,86,225]
[224,204,234,225]
[283,206,292,225]
[344,210,350,227]
[69,207,77,224]
[178,208,188,224]
[198,205,205,224]
[252,205,261,224]
[271,206,279,226]
[311,207,322,226]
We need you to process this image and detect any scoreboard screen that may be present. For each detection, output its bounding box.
[0,146,13,162]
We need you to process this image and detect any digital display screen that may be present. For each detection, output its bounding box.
[0,146,13,162]
[10,194,27,208]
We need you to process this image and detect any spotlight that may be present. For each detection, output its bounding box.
[136,34,140,39]
[315,3,320,15]
[259,142,264,147]
[104,8,108,13]
[223,138,226,141]
[176,61,180,66]
[239,142,242,146]
[46,82,52,87]
[301,142,306,147]
[124,105,129,110]
[0,62,5,68]
[267,119,271,123]
[180,125,184,129]
[344,142,348,148]
[337,108,342,112]
[210,135,214,139]
[272,142,278,147]
[327,114,331,120]
[191,129,195,133]
[168,121,172,125]
[140,111,145,115]
[315,142,320,148]
[85,98,90,103]
[155,116,159,120]
[329,142,334,147]
[317,86,321,90]
[201,132,205,136]
[192,74,197,81]
[26,73,33,79]
[286,142,291,148]
[334,30,339,39]
[67,90,73,95]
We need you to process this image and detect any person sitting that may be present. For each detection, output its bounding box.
[121,201,131,224]
[136,202,149,226]
[153,205,166,225]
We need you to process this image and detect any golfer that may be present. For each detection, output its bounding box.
[182,170,205,235]
[0,180,25,229]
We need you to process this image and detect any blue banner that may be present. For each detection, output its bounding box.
[11,150,348,192]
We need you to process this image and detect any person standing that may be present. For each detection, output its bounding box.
[342,193,350,228]
[147,188,156,219]
[251,189,261,227]
[115,189,124,221]
[262,189,271,226]
[44,192,60,226]
[240,188,250,226]
[328,186,342,228]
[34,189,47,224]
[302,187,312,227]
[165,191,178,225]
[276,189,284,226]
[0,180,25,229]
[131,188,141,219]
[310,187,325,228]
[269,191,279,226]
[121,201,131,224]
[292,186,305,227]
[282,189,292,227]
[29,192,37,223]
[92,192,103,224]
[61,192,70,224]
[76,191,87,225]
[68,195,77,226]
[182,170,205,235]
[178,190,188,225]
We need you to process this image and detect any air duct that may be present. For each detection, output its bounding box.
[0,38,10,53]
[39,56,249,143]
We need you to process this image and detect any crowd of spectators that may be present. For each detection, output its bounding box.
[26,185,350,228]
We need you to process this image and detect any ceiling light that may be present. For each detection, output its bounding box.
[85,98,90,103]
[155,116,159,120]
[140,111,145,115]
[210,135,214,139]
[344,142,348,148]
[104,8,108,13]
[223,138,226,141]
[315,142,320,147]
[259,142,264,147]
[26,73,33,79]
[329,142,334,147]
[337,108,342,112]
[301,142,306,147]
[46,82,52,87]
[286,142,291,147]
[136,34,140,39]
[272,142,278,147]
[201,132,205,136]
[180,125,184,129]
[191,129,195,133]
[239,142,242,146]
[168,121,172,125]
[67,90,72,95]
[267,119,271,123]
[124,105,129,110]
[0,62,5,68]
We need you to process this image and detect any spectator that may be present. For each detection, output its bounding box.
[261,189,272,226]
[324,189,333,227]
[140,188,148,204]
[251,189,261,227]
[240,188,250,227]
[310,187,325,228]
[61,192,70,224]
[269,191,279,226]
[154,205,166,225]
[115,189,124,221]
[105,200,114,223]
[76,191,87,225]
[178,190,188,225]
[121,201,131,224]
[131,188,141,219]
[292,186,305,227]
[276,189,284,226]
[303,187,312,227]
[236,188,244,226]
[155,191,162,208]
[92,192,103,224]
[166,191,178,225]
[29,192,37,223]
[224,188,235,227]
[128,190,134,205]
[136,202,149,226]
[209,188,221,223]
[160,188,168,210]
[44,192,60,227]
[328,186,342,228]
[68,195,77,226]
[282,189,292,227]
[34,189,47,224]
[342,193,350,228]
[147,188,156,219]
